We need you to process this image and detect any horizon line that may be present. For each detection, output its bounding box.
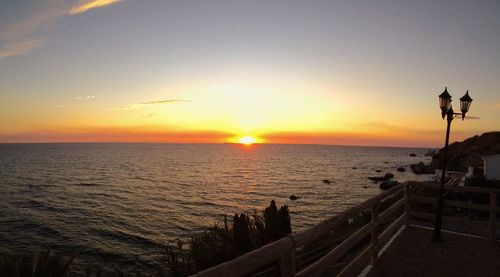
[0,141,438,149]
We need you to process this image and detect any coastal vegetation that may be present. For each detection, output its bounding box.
[164,200,291,276]
[0,249,76,277]
[431,131,500,171]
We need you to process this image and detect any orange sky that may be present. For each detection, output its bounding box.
[0,126,474,148]
[0,1,499,147]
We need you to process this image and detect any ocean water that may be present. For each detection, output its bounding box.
[0,143,432,271]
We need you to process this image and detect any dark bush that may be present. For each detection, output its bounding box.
[164,200,292,276]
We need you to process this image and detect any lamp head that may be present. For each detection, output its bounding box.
[438,87,452,119]
[459,90,473,120]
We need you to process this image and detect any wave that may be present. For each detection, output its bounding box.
[15,220,60,237]
[92,228,164,250]
[73,182,101,187]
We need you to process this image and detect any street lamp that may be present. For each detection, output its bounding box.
[432,87,473,242]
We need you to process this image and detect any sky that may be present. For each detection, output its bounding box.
[0,0,499,147]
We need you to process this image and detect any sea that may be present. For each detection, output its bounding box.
[0,143,433,272]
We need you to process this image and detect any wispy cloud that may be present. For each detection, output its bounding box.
[69,0,124,15]
[0,128,233,143]
[111,99,191,111]
[0,39,46,59]
[76,95,96,100]
[140,100,191,105]
[0,0,123,60]
[0,1,61,61]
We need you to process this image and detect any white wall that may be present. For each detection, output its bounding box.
[484,155,500,180]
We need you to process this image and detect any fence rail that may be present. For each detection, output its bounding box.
[193,181,499,277]
[409,181,499,241]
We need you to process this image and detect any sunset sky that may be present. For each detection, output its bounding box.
[0,0,499,147]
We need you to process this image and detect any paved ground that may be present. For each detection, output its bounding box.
[371,226,500,277]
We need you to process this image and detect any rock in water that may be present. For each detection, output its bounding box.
[380,180,399,190]
[375,169,382,173]
[322,179,332,184]
[289,195,300,200]
[410,162,434,174]
[425,149,437,157]
[397,167,406,172]
[368,176,389,182]
[368,173,394,182]
[409,153,417,157]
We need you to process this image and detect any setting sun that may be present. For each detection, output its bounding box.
[238,136,257,145]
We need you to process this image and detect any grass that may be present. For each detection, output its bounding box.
[0,248,76,277]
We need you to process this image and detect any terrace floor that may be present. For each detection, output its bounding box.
[371,226,500,277]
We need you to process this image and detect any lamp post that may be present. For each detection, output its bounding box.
[432,87,473,242]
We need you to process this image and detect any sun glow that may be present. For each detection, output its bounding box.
[238,136,257,145]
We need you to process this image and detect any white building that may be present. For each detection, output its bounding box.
[483,154,500,180]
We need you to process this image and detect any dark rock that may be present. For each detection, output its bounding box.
[425,149,437,157]
[322,179,332,184]
[352,167,357,169]
[289,195,300,200]
[369,173,394,182]
[379,180,400,190]
[410,162,434,174]
[375,169,382,173]
[397,167,406,172]
[409,153,417,157]
[368,176,389,182]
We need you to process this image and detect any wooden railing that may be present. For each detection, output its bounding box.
[194,183,410,277]
[408,181,499,241]
[193,181,499,277]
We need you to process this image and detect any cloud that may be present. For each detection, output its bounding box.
[0,128,234,143]
[69,0,124,15]
[109,104,139,111]
[0,0,62,61]
[140,100,191,105]
[260,129,456,148]
[0,39,46,59]
[76,95,95,100]
[111,99,191,111]
[0,0,123,60]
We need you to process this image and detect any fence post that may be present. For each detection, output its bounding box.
[370,200,379,266]
[279,248,295,277]
[490,192,497,241]
[405,183,411,226]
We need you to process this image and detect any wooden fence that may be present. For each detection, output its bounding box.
[408,181,499,241]
[193,182,499,277]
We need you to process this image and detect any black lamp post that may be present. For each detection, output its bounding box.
[432,87,473,242]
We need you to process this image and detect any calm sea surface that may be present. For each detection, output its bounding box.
[0,143,432,271]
